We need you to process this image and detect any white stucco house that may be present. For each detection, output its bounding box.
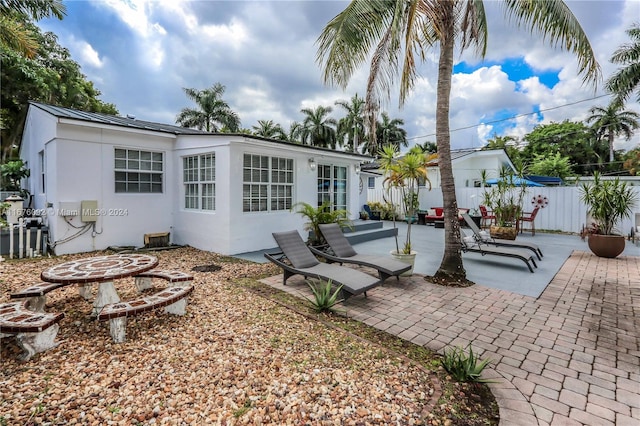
[19,102,371,255]
[363,148,515,191]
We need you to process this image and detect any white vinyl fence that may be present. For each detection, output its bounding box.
[367,186,640,236]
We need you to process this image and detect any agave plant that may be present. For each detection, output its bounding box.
[307,279,344,312]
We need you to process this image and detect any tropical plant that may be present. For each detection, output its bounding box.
[1,159,30,196]
[335,93,366,153]
[307,279,344,313]
[375,112,408,154]
[1,20,118,161]
[379,145,434,254]
[481,167,527,227]
[622,147,640,176]
[317,0,599,283]
[579,172,638,236]
[292,201,352,246]
[441,345,492,383]
[606,24,640,106]
[252,119,287,140]
[586,102,639,163]
[300,105,338,149]
[0,0,65,58]
[176,83,241,132]
[527,152,574,181]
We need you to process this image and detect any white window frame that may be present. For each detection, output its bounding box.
[183,153,215,211]
[367,176,375,189]
[114,148,163,193]
[39,150,46,194]
[243,154,293,212]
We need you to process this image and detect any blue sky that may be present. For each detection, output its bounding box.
[37,0,640,152]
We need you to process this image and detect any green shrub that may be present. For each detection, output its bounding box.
[441,345,492,383]
[307,279,343,312]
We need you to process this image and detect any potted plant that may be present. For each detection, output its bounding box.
[481,167,526,240]
[292,201,352,247]
[579,172,638,258]
[379,145,435,274]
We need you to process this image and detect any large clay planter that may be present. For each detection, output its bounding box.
[390,250,417,276]
[587,234,626,258]
[489,225,517,241]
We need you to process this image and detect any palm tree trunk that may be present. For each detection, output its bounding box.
[608,131,614,163]
[434,5,466,281]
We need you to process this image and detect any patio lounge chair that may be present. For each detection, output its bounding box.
[462,213,543,260]
[264,230,383,299]
[310,223,411,281]
[460,230,538,273]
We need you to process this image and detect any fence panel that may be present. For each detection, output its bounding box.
[367,186,640,235]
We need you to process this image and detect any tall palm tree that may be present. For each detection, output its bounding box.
[252,119,287,140]
[376,112,408,153]
[586,102,640,163]
[606,24,640,105]
[288,121,303,143]
[317,0,599,282]
[300,105,338,149]
[176,83,241,132]
[0,0,65,58]
[335,93,366,152]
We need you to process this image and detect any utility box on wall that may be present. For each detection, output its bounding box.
[80,200,98,222]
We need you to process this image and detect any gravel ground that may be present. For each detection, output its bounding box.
[1,247,450,425]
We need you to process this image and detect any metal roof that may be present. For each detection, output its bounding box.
[29,102,373,159]
[30,101,208,135]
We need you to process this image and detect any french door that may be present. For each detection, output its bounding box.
[317,164,347,211]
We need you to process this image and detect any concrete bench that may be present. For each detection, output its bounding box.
[133,269,193,292]
[0,301,64,361]
[9,282,68,312]
[97,285,194,343]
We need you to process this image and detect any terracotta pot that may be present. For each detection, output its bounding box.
[587,234,625,258]
[489,225,517,241]
[390,250,417,276]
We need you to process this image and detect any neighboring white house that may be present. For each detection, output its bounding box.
[363,148,514,191]
[364,148,515,209]
[19,102,371,255]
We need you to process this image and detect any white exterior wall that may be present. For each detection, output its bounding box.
[21,113,177,255]
[20,106,368,256]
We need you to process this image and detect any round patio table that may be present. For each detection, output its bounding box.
[41,253,158,315]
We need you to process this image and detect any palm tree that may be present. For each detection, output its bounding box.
[335,93,366,152]
[317,0,599,283]
[252,119,287,140]
[288,121,303,143]
[376,112,407,153]
[586,102,640,163]
[176,83,241,132]
[606,24,640,105]
[300,105,338,149]
[0,0,65,58]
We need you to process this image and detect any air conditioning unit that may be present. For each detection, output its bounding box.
[144,232,170,248]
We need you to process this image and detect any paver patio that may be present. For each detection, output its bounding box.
[261,249,640,425]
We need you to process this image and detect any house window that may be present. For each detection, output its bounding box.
[367,176,375,189]
[243,154,293,212]
[114,148,163,193]
[183,153,215,210]
[39,150,45,193]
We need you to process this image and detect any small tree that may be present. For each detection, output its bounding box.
[0,159,30,197]
[379,145,434,254]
